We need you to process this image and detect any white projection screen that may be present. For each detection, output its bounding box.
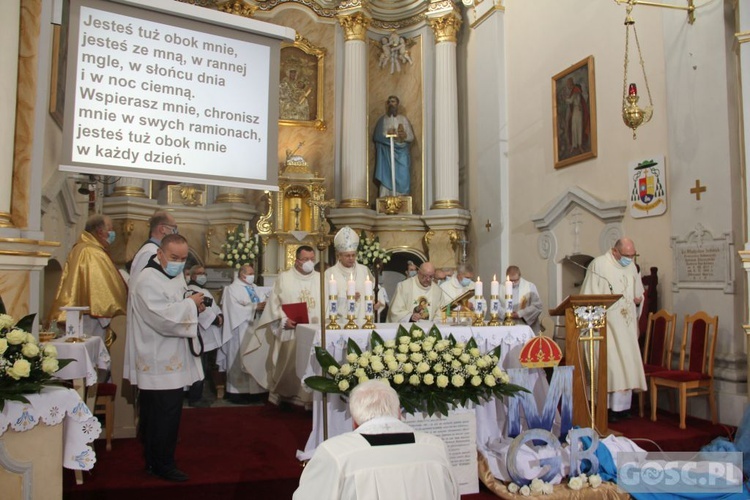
[60,0,293,190]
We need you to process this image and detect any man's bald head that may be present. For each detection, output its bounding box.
[417,262,435,288]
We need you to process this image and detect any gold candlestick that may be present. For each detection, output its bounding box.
[326,294,340,330]
[362,295,376,330]
[503,293,515,326]
[344,295,359,329]
[472,296,486,327]
[488,295,501,326]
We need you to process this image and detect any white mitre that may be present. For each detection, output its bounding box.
[334,226,359,253]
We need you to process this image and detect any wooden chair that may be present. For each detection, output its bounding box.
[638,309,676,417]
[94,382,117,451]
[650,311,719,429]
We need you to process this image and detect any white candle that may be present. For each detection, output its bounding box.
[491,274,500,296]
[475,276,483,297]
[329,275,338,297]
[365,276,373,296]
[347,274,356,296]
[505,275,513,297]
[244,221,250,239]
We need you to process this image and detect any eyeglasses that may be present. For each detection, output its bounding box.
[161,224,178,234]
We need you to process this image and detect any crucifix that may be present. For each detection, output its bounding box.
[457,236,469,264]
[690,179,706,201]
[291,202,302,231]
[570,209,582,254]
[485,219,492,232]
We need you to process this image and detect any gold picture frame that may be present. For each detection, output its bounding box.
[552,56,597,169]
[279,35,326,130]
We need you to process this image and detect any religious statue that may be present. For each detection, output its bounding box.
[373,95,414,197]
[377,32,415,75]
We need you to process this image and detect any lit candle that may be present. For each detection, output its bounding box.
[365,276,373,296]
[491,274,500,296]
[347,274,356,296]
[505,275,513,297]
[329,275,338,297]
[475,276,483,297]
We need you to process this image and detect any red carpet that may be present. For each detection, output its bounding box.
[608,408,735,452]
[63,403,499,499]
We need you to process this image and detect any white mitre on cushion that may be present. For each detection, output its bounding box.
[334,226,359,253]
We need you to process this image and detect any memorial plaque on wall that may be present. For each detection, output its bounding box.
[671,224,734,293]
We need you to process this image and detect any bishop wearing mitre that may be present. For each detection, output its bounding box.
[325,227,374,323]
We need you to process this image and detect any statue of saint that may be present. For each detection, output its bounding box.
[373,95,414,197]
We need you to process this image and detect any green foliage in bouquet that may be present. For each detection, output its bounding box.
[0,298,72,411]
[218,225,260,269]
[305,323,529,416]
[356,230,391,268]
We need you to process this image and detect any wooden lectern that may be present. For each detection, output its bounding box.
[549,294,621,434]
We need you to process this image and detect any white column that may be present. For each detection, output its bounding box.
[337,11,370,208]
[429,12,462,209]
[737,4,750,397]
[112,177,148,198]
[0,2,20,227]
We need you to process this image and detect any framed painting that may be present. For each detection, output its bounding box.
[552,56,597,169]
[49,0,70,129]
[279,35,326,130]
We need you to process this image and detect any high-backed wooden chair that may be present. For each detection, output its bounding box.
[650,311,718,429]
[638,309,676,417]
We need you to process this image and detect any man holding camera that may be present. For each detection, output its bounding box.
[123,234,204,482]
[186,265,227,408]
[219,263,267,404]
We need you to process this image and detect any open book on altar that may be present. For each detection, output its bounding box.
[282,302,309,325]
[440,289,475,315]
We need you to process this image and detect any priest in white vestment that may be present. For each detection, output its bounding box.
[388,262,443,323]
[123,234,205,482]
[129,210,179,285]
[581,237,646,418]
[219,263,268,403]
[500,265,544,334]
[249,245,320,408]
[186,265,228,407]
[294,380,459,500]
[439,263,476,309]
[325,227,377,323]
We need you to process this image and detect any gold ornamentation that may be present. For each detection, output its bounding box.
[123,222,135,237]
[280,35,327,130]
[381,196,403,215]
[217,0,258,17]
[111,185,147,198]
[256,191,273,235]
[428,14,462,43]
[376,196,412,215]
[0,211,13,228]
[424,230,435,246]
[206,227,215,251]
[168,184,205,206]
[431,199,462,209]
[338,12,371,41]
[448,230,460,245]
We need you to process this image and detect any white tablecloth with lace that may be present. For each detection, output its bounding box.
[295,323,548,461]
[50,336,110,387]
[0,386,101,470]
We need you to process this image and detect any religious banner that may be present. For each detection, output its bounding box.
[629,157,667,218]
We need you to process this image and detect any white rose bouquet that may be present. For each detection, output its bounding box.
[305,324,528,416]
[356,231,391,268]
[0,298,71,410]
[218,224,260,269]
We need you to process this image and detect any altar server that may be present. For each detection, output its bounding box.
[501,266,544,334]
[219,263,267,404]
[294,380,459,500]
[388,262,443,322]
[248,245,320,408]
[124,234,205,482]
[129,210,178,285]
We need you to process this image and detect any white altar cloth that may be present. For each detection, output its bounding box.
[0,386,102,470]
[51,336,110,387]
[295,322,548,461]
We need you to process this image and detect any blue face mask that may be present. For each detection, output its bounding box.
[107,231,116,245]
[619,257,632,267]
[460,277,472,287]
[408,270,417,277]
[165,261,185,277]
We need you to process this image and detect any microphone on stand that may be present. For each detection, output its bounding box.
[564,255,614,294]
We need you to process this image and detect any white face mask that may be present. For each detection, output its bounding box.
[195,275,207,286]
[243,274,255,285]
[301,260,315,274]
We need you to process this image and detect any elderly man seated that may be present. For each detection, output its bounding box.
[293,380,459,500]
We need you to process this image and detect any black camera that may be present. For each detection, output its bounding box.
[202,296,213,307]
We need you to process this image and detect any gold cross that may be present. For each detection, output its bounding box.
[690,179,706,200]
[485,219,492,232]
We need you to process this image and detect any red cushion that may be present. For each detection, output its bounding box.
[643,363,665,374]
[97,382,117,397]
[650,370,710,383]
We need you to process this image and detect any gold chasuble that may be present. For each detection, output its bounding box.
[49,231,128,324]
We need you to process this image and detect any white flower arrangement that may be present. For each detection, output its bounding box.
[508,478,555,496]
[305,324,527,416]
[356,231,391,268]
[218,224,259,269]
[0,299,71,411]
[568,473,602,490]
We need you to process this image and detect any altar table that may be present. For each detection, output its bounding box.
[0,386,102,496]
[295,322,548,461]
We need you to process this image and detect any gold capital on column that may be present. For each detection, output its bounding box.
[428,14,462,44]
[337,12,371,41]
